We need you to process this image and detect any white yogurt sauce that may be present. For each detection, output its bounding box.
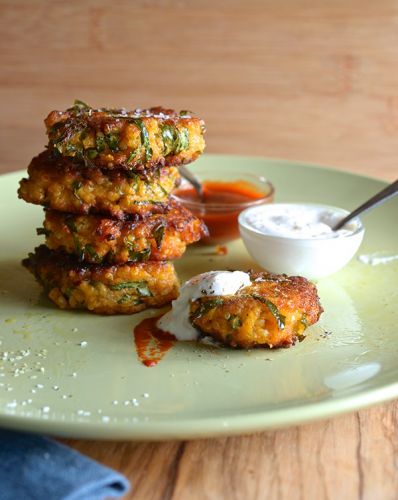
[157,271,251,341]
[241,204,359,239]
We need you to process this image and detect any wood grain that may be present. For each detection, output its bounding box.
[1,0,398,179]
[1,1,398,499]
[64,401,398,500]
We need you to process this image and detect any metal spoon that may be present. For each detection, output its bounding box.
[179,165,204,200]
[333,178,398,231]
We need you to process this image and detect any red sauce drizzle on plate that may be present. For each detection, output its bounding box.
[133,315,175,367]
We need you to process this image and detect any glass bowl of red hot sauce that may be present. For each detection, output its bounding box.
[172,168,274,244]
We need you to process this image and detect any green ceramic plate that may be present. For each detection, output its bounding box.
[0,155,397,440]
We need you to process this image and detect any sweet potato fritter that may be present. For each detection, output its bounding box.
[23,245,179,315]
[41,202,208,264]
[45,101,205,170]
[190,271,323,348]
[18,150,179,218]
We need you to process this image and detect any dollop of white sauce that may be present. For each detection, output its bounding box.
[157,271,251,341]
[358,252,398,266]
[242,204,359,239]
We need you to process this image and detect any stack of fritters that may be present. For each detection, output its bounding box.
[18,101,207,314]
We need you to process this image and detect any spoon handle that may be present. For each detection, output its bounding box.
[179,165,204,200]
[333,178,398,231]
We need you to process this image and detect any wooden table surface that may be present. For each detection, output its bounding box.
[1,1,397,498]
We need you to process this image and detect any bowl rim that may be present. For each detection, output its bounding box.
[238,202,365,241]
[171,177,275,211]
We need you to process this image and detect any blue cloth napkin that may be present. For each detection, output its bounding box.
[0,429,130,500]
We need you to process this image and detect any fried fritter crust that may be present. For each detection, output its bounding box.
[45,102,205,170]
[23,245,179,315]
[41,202,208,264]
[190,271,323,348]
[18,151,179,218]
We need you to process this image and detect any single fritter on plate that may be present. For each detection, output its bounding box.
[41,202,208,264]
[190,271,323,348]
[45,101,205,170]
[18,151,180,219]
[23,245,179,315]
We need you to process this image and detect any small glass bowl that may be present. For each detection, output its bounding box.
[172,166,274,245]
